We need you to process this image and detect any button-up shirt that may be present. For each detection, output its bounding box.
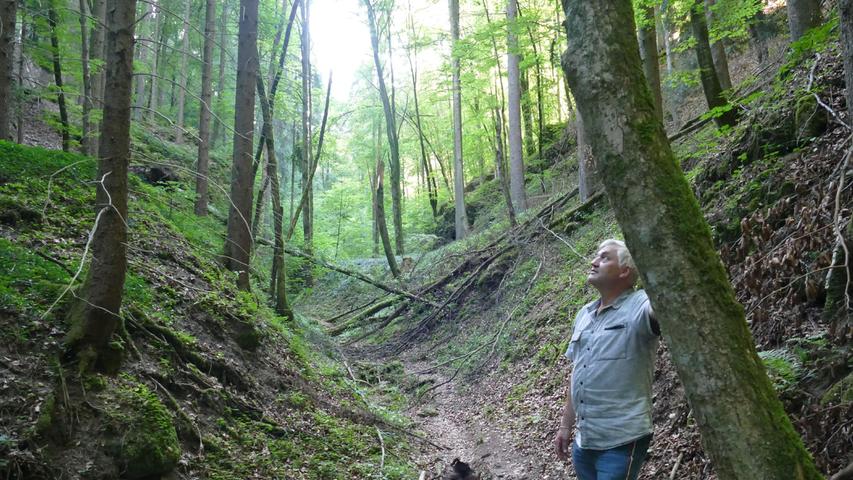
[564,289,658,449]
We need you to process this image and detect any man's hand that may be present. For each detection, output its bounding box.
[554,426,572,461]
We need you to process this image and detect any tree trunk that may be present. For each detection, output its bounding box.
[65,0,137,374]
[520,69,536,159]
[787,0,822,42]
[637,4,663,122]
[256,76,292,319]
[300,0,314,286]
[132,0,150,122]
[494,108,516,227]
[211,2,228,148]
[147,0,162,124]
[374,144,401,278]
[571,94,598,201]
[706,0,732,92]
[15,17,25,144]
[690,0,737,128]
[175,0,191,144]
[507,0,527,213]
[47,2,70,152]
[0,0,17,140]
[90,0,107,158]
[450,0,470,239]
[223,0,260,291]
[842,0,853,122]
[560,1,825,478]
[364,0,404,254]
[195,0,216,216]
[406,16,438,219]
[78,0,93,154]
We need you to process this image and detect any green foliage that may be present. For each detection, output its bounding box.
[781,15,839,77]
[0,238,69,315]
[758,349,802,391]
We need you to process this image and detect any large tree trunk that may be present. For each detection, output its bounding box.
[211,2,228,148]
[507,0,527,213]
[65,0,137,373]
[571,97,599,201]
[706,0,732,92]
[690,0,737,128]
[0,0,17,140]
[449,0,470,239]
[561,1,824,478]
[637,4,663,122]
[223,0,260,291]
[300,0,314,285]
[195,0,216,216]
[175,0,191,144]
[47,2,70,152]
[364,0,404,254]
[78,0,93,155]
[787,0,822,42]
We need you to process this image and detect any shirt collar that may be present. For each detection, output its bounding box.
[586,289,634,314]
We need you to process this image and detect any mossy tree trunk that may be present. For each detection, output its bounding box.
[66,0,137,374]
[560,1,824,479]
[637,4,662,122]
[47,1,70,152]
[705,0,732,92]
[840,0,853,122]
[374,139,401,278]
[0,0,16,141]
[449,0,470,239]
[223,0,260,291]
[787,0,822,42]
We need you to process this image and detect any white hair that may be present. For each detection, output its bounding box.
[599,239,638,282]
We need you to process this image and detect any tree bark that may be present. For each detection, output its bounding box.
[787,0,822,42]
[0,0,17,140]
[90,0,107,158]
[78,0,93,154]
[47,2,70,152]
[406,15,438,219]
[15,17,25,144]
[637,4,663,122]
[300,0,314,286]
[571,98,598,201]
[132,0,150,122]
[224,0,260,291]
[561,1,824,478]
[195,0,216,216]
[211,2,228,148]
[690,0,737,128]
[373,151,401,278]
[494,108,516,227]
[66,0,137,373]
[146,0,162,124]
[507,0,527,213]
[449,0,470,239]
[175,0,191,144]
[364,0,404,254]
[842,0,853,123]
[706,0,732,92]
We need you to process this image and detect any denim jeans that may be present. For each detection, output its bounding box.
[571,434,652,480]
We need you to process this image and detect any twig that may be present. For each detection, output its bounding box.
[537,217,584,260]
[807,53,850,131]
[375,427,386,475]
[148,376,204,455]
[831,135,853,312]
[669,452,684,480]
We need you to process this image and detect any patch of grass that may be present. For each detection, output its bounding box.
[0,238,70,315]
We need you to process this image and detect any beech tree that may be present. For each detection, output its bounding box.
[787,0,822,42]
[47,1,70,152]
[637,2,662,122]
[450,0,470,239]
[561,0,824,478]
[66,0,138,373]
[690,0,737,128]
[0,0,15,140]
[507,0,527,213]
[195,0,216,216]
[224,0,260,291]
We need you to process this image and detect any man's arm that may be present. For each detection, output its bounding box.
[554,373,576,460]
[645,300,660,336]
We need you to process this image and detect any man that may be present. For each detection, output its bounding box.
[554,239,660,480]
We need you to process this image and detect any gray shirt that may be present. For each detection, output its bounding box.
[564,289,658,450]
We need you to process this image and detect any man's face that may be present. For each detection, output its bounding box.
[587,245,627,288]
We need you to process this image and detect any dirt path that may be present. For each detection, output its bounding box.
[405,360,543,479]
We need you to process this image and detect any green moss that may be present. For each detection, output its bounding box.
[0,238,71,316]
[758,349,802,391]
[108,381,180,479]
[821,372,853,406]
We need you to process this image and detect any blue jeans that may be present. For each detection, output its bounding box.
[571,434,652,480]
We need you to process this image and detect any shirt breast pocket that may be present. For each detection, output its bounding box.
[594,324,628,360]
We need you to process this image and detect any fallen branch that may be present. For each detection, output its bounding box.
[321,294,390,324]
[344,301,410,345]
[283,246,438,306]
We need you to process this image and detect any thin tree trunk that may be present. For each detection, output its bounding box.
[368,135,379,255]
[251,170,269,240]
[300,0,314,286]
[842,0,853,122]
[147,0,162,124]
[787,0,822,42]
[176,0,191,144]
[494,108,516,227]
[133,0,150,122]
[387,14,404,253]
[90,0,107,158]
[78,0,92,154]
[520,69,535,159]
[561,1,824,478]
[0,0,17,140]
[224,0,260,291]
[15,17,25,144]
[66,0,137,373]
[364,0,404,254]
[507,0,527,213]
[706,0,732,92]
[406,38,438,218]
[572,106,598,201]
[47,2,70,152]
[638,4,663,122]
[375,141,401,277]
[195,0,216,216]
[211,2,228,148]
[690,0,737,128]
[450,0,469,239]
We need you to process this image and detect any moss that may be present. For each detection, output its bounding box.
[108,381,181,479]
[821,372,853,406]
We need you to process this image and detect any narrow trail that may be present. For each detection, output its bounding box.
[403,359,542,479]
